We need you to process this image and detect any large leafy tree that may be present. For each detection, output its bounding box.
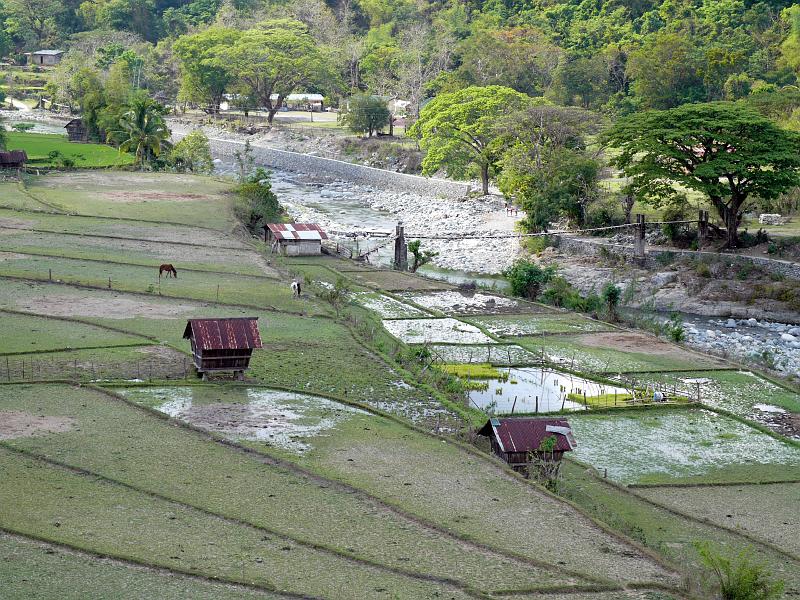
[499,104,600,230]
[173,26,238,114]
[603,101,800,248]
[211,19,333,124]
[109,94,172,167]
[408,85,532,195]
[627,31,706,109]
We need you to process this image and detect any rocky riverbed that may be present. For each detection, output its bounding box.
[681,316,800,379]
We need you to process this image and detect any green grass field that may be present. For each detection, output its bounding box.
[25,172,237,230]
[6,132,134,168]
[0,382,641,596]
[0,311,147,354]
[0,532,288,600]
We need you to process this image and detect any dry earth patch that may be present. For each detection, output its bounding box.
[0,411,75,440]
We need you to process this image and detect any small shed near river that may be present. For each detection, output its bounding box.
[478,417,576,474]
[183,317,262,380]
[264,223,328,256]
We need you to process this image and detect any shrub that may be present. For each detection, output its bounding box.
[602,282,621,320]
[696,262,712,278]
[522,235,553,255]
[502,259,556,300]
[695,542,784,600]
[667,312,685,342]
[738,229,769,249]
[541,276,601,313]
[735,262,753,281]
[170,129,213,173]
[661,199,692,246]
[408,240,438,272]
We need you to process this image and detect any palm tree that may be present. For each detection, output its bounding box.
[109,95,172,168]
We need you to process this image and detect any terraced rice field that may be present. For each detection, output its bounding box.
[1,170,796,598]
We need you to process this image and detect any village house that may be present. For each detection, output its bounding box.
[275,93,325,112]
[478,417,576,476]
[64,119,88,142]
[183,317,262,381]
[26,50,64,66]
[264,223,328,256]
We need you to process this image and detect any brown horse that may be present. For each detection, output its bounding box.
[159,264,178,278]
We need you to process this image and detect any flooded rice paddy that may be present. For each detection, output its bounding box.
[568,408,800,484]
[117,386,368,453]
[466,367,628,414]
[396,291,534,316]
[383,318,497,345]
[351,292,429,318]
[426,344,538,365]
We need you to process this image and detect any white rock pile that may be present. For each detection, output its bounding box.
[682,317,800,377]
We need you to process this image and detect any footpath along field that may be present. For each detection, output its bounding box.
[0,170,798,598]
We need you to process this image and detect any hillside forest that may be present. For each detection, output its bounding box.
[2,0,800,247]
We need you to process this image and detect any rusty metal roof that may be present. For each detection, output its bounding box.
[183,318,263,350]
[478,417,576,453]
[265,223,328,241]
[0,150,28,165]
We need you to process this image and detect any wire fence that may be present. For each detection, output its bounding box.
[327,219,702,242]
[0,354,193,383]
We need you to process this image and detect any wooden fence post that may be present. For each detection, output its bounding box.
[634,214,646,259]
[393,222,407,271]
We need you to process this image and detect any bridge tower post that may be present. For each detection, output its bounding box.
[394,222,408,271]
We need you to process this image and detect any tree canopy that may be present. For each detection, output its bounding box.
[603,101,800,247]
[209,19,333,123]
[408,85,533,194]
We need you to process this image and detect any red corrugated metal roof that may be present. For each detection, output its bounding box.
[183,318,263,350]
[478,418,576,453]
[265,223,328,241]
[0,150,27,165]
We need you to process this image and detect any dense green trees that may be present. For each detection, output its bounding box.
[2,0,798,132]
[604,102,800,248]
[409,85,532,195]
[173,27,237,114]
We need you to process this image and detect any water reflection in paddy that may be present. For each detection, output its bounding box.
[468,367,629,414]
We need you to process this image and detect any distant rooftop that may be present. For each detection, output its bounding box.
[29,49,64,55]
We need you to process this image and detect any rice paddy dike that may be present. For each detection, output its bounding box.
[1,171,798,599]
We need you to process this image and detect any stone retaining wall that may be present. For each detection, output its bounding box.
[203,135,470,199]
[553,234,800,280]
